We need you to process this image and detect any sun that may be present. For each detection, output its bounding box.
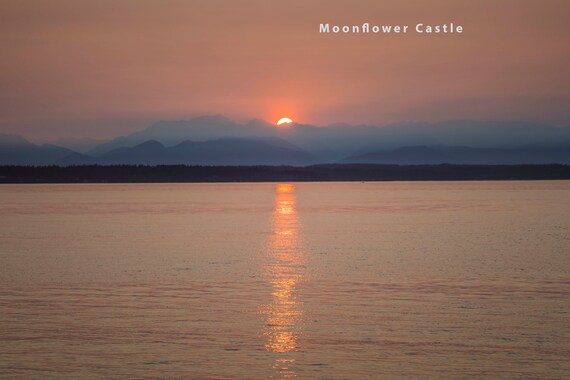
[276,117,293,126]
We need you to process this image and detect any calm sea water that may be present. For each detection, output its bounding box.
[1,182,569,379]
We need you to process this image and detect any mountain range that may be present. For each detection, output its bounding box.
[0,133,76,165]
[2,116,570,166]
[58,138,318,166]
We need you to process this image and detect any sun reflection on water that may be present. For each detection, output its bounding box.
[261,183,305,378]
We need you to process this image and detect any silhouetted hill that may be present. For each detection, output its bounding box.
[56,153,98,166]
[84,116,570,162]
[102,140,181,165]
[0,133,77,165]
[171,138,317,165]
[57,138,319,166]
[0,133,33,147]
[4,117,570,166]
[48,137,107,153]
[343,145,570,165]
[87,115,250,156]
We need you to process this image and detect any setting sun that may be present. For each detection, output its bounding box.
[276,117,293,126]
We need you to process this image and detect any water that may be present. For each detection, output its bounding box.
[1,181,569,379]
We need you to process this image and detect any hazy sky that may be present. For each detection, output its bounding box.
[1,0,569,140]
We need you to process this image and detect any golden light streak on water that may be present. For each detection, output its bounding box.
[261,183,305,377]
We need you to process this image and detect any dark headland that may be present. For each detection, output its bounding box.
[1,164,569,183]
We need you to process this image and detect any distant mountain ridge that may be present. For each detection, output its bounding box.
[0,133,76,165]
[86,116,570,161]
[57,138,319,166]
[1,116,570,166]
[343,145,570,165]
[48,137,106,153]
[0,133,31,147]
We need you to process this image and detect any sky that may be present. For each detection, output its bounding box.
[1,0,569,141]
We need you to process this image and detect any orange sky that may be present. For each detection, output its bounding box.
[1,0,569,140]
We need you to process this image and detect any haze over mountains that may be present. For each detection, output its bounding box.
[1,116,570,166]
[0,133,76,165]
